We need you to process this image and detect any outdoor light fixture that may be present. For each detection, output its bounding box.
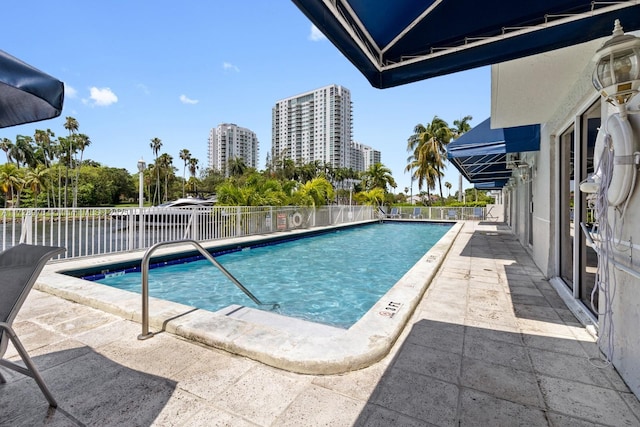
[137,158,146,208]
[592,20,640,112]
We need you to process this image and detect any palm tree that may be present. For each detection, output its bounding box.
[362,163,396,193]
[406,116,452,204]
[34,129,57,207]
[13,135,37,169]
[63,117,79,207]
[355,188,385,207]
[149,137,162,204]
[157,153,174,202]
[73,133,91,207]
[187,157,199,195]
[451,116,473,201]
[445,181,452,198]
[227,157,247,177]
[405,150,439,204]
[179,149,191,197]
[452,115,473,138]
[0,138,13,163]
[292,177,334,207]
[24,166,48,207]
[0,163,24,207]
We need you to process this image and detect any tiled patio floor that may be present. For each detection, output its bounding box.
[1,221,639,426]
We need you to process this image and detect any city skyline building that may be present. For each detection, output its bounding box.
[271,84,353,170]
[208,123,259,177]
[350,141,381,172]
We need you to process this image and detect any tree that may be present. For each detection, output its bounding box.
[406,116,452,204]
[451,116,473,202]
[291,177,334,207]
[34,129,57,207]
[445,181,452,197]
[227,157,247,178]
[187,157,199,195]
[179,148,191,197]
[157,153,174,202]
[24,166,48,207]
[0,138,13,163]
[355,188,385,207]
[13,135,37,169]
[149,137,162,204]
[405,150,438,204]
[73,133,91,207]
[362,163,396,193]
[452,115,473,138]
[63,116,79,208]
[0,163,23,207]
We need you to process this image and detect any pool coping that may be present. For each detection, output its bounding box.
[36,219,463,375]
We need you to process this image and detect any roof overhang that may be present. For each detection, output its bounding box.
[291,0,640,89]
[491,38,605,128]
[447,118,540,186]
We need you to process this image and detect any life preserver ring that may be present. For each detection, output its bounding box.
[291,212,303,227]
[593,113,635,207]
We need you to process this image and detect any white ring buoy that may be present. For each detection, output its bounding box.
[291,212,302,227]
[594,114,635,207]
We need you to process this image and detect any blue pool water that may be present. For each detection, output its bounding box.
[96,222,451,328]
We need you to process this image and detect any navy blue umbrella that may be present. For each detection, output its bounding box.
[0,50,64,128]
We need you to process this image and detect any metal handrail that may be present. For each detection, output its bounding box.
[138,239,278,340]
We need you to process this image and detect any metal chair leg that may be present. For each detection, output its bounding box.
[0,323,57,407]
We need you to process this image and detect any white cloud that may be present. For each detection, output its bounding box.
[64,84,77,98]
[223,62,240,72]
[88,87,118,106]
[180,94,199,105]
[309,24,326,41]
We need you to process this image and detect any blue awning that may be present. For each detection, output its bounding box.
[474,180,509,190]
[291,1,640,88]
[446,118,540,186]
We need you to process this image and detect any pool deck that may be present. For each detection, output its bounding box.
[2,221,640,426]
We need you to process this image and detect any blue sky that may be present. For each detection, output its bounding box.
[1,1,490,195]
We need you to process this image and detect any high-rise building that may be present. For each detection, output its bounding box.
[208,123,259,177]
[271,84,353,169]
[350,141,381,172]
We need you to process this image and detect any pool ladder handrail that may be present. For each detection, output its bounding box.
[138,239,278,340]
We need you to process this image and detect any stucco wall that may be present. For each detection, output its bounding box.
[597,98,640,396]
[511,39,640,397]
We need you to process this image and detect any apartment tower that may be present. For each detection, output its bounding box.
[271,84,353,169]
[208,123,259,177]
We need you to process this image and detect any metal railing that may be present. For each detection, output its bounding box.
[0,205,374,259]
[382,206,488,221]
[137,239,279,340]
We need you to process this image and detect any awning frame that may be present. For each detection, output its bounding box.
[293,0,640,88]
[446,118,540,187]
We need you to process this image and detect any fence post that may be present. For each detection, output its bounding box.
[128,209,136,250]
[236,206,242,236]
[19,211,33,244]
[191,209,199,241]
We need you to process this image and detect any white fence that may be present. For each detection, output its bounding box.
[382,206,491,221]
[2,205,375,259]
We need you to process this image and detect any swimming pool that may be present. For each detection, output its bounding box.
[39,220,463,374]
[92,222,452,328]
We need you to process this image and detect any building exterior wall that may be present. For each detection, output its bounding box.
[349,141,381,173]
[599,97,640,395]
[272,84,353,169]
[208,123,259,176]
[503,39,640,397]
